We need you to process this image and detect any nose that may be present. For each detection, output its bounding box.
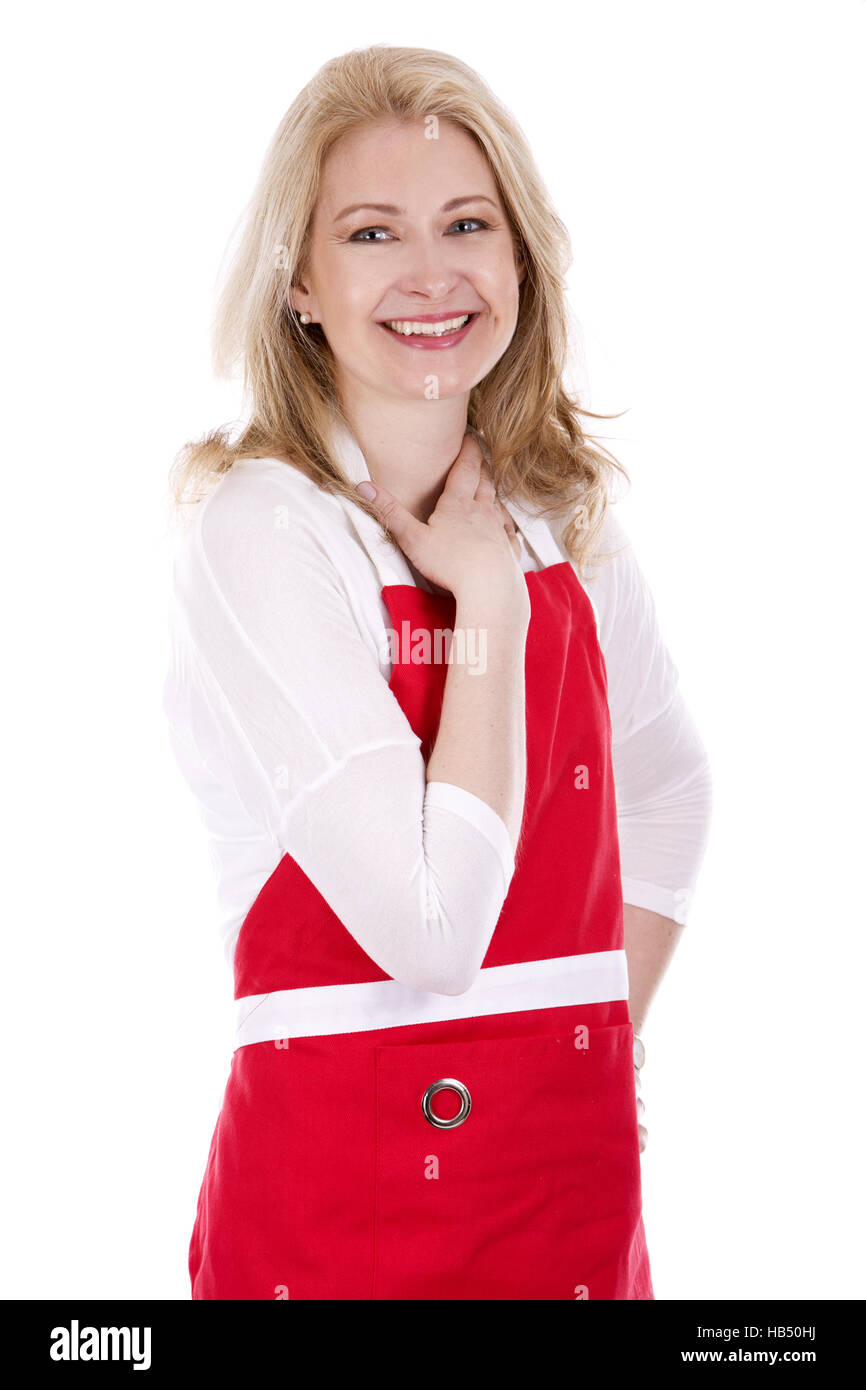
[394,238,462,305]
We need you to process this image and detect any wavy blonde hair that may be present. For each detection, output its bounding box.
[169,44,628,576]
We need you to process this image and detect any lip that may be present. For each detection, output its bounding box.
[377,310,481,350]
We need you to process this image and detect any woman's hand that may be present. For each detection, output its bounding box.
[356,430,526,607]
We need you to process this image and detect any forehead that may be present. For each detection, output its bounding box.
[315,119,501,218]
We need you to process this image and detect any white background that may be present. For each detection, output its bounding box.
[3,0,863,1299]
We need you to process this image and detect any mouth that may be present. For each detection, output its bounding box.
[377,311,480,349]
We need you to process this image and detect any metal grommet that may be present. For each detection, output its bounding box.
[421,1078,472,1130]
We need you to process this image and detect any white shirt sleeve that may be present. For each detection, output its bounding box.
[582,506,714,924]
[170,464,515,997]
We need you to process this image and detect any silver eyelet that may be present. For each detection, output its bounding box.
[421,1078,472,1129]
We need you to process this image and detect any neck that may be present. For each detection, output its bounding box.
[338,387,472,523]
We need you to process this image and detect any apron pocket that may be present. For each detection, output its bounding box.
[372,1021,644,1300]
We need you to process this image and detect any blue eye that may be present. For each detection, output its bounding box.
[448,219,490,234]
[348,227,392,242]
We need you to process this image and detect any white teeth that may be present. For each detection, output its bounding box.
[383,314,471,336]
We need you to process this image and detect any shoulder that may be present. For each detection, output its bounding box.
[539,496,633,583]
[542,500,641,651]
[169,456,355,618]
[582,503,633,581]
[203,455,340,530]
[195,457,348,567]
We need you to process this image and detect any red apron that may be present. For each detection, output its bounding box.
[188,514,653,1300]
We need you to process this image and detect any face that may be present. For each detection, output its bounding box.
[290,119,526,405]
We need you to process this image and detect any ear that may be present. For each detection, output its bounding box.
[288,283,314,317]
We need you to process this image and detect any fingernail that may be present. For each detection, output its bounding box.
[356,481,377,500]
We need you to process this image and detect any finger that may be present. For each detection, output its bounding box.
[502,510,521,561]
[355,480,427,561]
[470,456,516,530]
[638,1125,648,1154]
[442,431,483,501]
[474,463,497,503]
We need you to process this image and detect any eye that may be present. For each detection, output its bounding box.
[447,218,490,234]
[347,226,394,243]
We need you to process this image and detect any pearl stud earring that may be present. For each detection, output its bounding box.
[299,312,311,324]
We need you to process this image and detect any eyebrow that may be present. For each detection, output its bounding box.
[332,195,499,224]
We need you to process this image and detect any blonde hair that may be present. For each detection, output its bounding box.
[169,44,628,576]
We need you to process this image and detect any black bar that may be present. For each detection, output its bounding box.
[1,1297,858,1374]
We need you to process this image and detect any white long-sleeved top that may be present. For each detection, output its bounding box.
[162,418,713,994]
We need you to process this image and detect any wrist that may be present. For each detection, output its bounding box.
[454,573,531,627]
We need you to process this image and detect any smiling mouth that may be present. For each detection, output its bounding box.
[379,312,478,337]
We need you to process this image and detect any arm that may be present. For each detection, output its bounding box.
[173,460,520,997]
[583,506,714,1028]
[622,903,684,1036]
[427,585,529,849]
[362,434,531,848]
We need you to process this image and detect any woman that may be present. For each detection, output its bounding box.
[164,44,713,1301]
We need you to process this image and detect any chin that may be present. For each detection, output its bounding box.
[395,375,478,401]
[388,354,489,392]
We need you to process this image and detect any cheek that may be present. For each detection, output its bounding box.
[480,257,522,314]
[319,282,374,347]
[337,279,385,338]
[487,285,521,335]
